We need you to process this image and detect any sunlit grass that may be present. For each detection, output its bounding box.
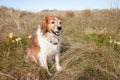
[0,7,120,80]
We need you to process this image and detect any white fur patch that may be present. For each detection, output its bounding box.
[36,27,61,74]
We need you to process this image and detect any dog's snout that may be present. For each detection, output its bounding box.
[57,26,62,31]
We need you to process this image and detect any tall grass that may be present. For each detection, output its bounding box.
[0,7,120,80]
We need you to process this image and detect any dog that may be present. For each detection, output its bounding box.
[26,16,62,76]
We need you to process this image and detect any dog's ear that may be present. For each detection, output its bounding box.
[39,16,48,34]
[57,16,62,20]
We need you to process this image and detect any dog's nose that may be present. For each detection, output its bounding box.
[57,26,62,31]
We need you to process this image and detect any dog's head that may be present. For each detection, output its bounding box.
[39,16,62,36]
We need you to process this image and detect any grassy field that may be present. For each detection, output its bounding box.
[0,7,120,80]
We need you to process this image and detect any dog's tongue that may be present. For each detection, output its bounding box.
[55,31,60,36]
[51,30,60,36]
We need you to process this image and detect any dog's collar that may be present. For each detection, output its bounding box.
[50,41,58,45]
[50,39,60,45]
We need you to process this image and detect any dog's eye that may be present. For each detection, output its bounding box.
[51,21,55,24]
[59,22,62,24]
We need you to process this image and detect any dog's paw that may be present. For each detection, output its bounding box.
[56,66,62,72]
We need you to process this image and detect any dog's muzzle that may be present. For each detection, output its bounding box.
[51,30,61,36]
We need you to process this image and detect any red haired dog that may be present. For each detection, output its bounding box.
[26,16,62,75]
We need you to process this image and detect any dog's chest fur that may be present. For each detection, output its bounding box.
[37,28,61,57]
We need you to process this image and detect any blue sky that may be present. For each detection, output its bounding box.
[0,0,119,12]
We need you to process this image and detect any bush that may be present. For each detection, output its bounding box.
[83,9,91,17]
[66,11,75,17]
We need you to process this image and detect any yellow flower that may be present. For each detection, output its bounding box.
[15,37,21,42]
[18,37,21,41]
[15,38,19,42]
[28,35,32,39]
[9,32,13,38]
[12,40,15,43]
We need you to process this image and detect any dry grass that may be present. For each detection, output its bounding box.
[0,6,120,80]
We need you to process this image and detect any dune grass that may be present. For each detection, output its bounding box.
[0,7,120,80]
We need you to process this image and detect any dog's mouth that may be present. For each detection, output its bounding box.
[51,30,60,36]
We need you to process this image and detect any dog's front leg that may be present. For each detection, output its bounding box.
[39,54,52,76]
[55,53,62,71]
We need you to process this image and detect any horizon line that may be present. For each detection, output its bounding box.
[1,6,118,13]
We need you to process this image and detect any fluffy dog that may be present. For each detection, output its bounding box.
[26,16,62,75]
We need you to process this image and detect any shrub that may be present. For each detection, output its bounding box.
[83,9,91,17]
[66,11,75,17]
